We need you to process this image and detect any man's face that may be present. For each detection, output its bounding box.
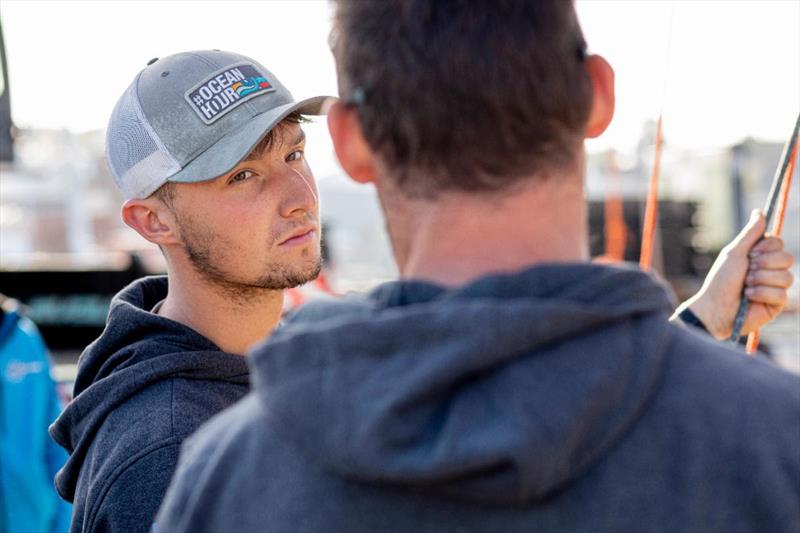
[167,121,322,294]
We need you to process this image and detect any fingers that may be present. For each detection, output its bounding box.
[744,285,788,307]
[750,236,784,255]
[743,236,795,324]
[727,209,766,255]
[745,268,794,289]
[749,250,795,271]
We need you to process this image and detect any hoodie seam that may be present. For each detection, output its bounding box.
[84,438,181,532]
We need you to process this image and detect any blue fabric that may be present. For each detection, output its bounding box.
[157,263,800,532]
[0,311,72,533]
[49,276,250,533]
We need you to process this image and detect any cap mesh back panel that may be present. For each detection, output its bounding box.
[105,80,180,198]
[106,84,159,184]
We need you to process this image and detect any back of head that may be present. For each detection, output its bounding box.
[331,0,592,198]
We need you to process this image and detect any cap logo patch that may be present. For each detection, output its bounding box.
[185,63,275,124]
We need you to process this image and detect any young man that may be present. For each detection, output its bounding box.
[48,50,329,532]
[156,3,799,532]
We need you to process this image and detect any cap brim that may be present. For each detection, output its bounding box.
[167,95,335,186]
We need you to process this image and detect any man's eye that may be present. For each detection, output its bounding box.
[229,170,254,183]
[287,150,304,162]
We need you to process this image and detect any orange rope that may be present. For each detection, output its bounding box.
[744,330,760,354]
[771,143,797,237]
[605,191,627,262]
[640,115,664,271]
[603,151,627,262]
[745,143,797,354]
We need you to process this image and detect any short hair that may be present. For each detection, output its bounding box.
[331,0,592,198]
[152,180,177,207]
[151,111,307,205]
[244,111,307,161]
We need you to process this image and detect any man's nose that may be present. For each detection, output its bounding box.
[279,166,318,218]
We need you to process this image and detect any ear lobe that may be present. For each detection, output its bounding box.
[121,198,179,246]
[327,101,377,185]
[584,54,616,139]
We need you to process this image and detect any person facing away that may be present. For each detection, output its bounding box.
[48,50,330,533]
[156,2,799,532]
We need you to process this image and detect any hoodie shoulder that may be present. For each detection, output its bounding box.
[84,438,181,533]
[632,326,800,501]
[662,325,800,421]
[67,374,249,532]
[86,370,249,474]
[159,392,374,533]
[657,325,800,459]
[157,394,267,532]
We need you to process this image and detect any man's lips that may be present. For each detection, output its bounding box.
[279,227,316,246]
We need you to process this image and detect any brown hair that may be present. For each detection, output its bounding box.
[152,180,177,207]
[331,0,592,198]
[244,111,308,161]
[151,111,308,205]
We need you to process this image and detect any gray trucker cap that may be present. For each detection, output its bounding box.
[105,50,333,199]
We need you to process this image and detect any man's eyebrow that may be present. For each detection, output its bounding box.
[243,128,306,162]
[289,129,306,147]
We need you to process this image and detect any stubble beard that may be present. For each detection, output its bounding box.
[178,217,322,302]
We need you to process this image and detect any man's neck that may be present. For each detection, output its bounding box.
[381,171,589,288]
[157,271,283,356]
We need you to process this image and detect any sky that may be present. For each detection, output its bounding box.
[1,0,798,176]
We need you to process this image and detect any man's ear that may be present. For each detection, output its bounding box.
[121,197,180,246]
[327,101,377,184]
[584,54,615,139]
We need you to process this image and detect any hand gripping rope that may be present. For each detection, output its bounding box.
[729,112,800,351]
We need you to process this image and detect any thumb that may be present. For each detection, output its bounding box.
[729,209,766,254]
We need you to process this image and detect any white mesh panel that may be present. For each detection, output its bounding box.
[120,151,184,199]
[105,76,180,198]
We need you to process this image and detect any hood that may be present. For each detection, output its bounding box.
[50,276,249,501]
[251,263,677,504]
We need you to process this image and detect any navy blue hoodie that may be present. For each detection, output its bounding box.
[157,264,800,533]
[49,276,250,533]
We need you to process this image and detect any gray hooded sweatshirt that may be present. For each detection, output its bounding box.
[156,264,800,533]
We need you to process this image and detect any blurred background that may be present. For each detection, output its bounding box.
[0,0,798,392]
